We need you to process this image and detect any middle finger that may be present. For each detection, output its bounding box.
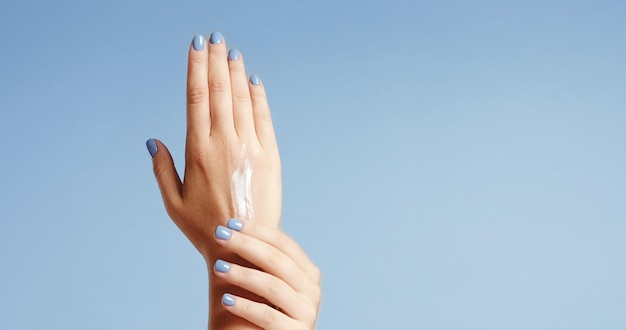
[207,32,235,135]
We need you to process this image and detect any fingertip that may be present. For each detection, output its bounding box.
[210,31,224,45]
[222,293,236,306]
[228,48,240,61]
[227,218,244,231]
[215,225,233,241]
[249,73,261,86]
[214,259,232,274]
[146,138,158,158]
[192,34,206,51]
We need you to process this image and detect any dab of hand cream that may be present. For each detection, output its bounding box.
[231,145,255,221]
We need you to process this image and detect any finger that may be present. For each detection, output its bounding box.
[215,226,313,294]
[227,49,256,141]
[207,32,235,135]
[249,74,277,150]
[227,219,320,284]
[214,260,307,320]
[221,293,296,330]
[146,139,183,216]
[186,34,211,143]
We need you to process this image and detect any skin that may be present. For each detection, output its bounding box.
[147,33,320,329]
[215,220,321,329]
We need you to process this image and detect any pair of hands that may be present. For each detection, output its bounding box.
[146,32,320,329]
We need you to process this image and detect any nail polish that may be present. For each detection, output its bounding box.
[228,48,240,61]
[215,259,231,273]
[192,35,205,51]
[210,32,223,44]
[250,73,260,85]
[146,139,157,157]
[227,218,243,231]
[216,225,232,240]
[222,293,235,306]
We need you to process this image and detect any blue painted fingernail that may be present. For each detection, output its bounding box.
[216,225,232,240]
[210,32,223,44]
[192,35,205,51]
[146,139,157,158]
[222,293,235,306]
[250,73,260,85]
[227,218,243,231]
[228,48,240,61]
[215,259,231,273]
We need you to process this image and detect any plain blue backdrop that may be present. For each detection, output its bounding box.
[1,0,625,329]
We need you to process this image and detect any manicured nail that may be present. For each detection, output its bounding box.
[146,139,157,158]
[192,35,205,51]
[210,32,223,44]
[228,48,240,61]
[215,259,231,273]
[215,225,232,240]
[222,293,235,306]
[250,73,260,85]
[227,218,243,231]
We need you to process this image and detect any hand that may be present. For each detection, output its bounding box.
[213,219,321,330]
[146,32,282,259]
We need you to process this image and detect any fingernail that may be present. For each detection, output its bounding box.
[210,32,223,44]
[222,293,235,306]
[146,139,157,157]
[227,218,243,231]
[215,259,231,273]
[250,73,260,85]
[215,225,232,240]
[192,35,205,51]
[228,48,240,61]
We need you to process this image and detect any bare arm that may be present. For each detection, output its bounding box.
[147,32,284,329]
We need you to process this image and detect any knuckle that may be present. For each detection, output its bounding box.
[233,267,248,284]
[266,277,283,296]
[253,111,272,123]
[266,249,282,268]
[163,200,182,221]
[302,304,318,323]
[259,306,277,328]
[232,90,250,104]
[311,266,322,284]
[209,79,229,93]
[152,162,167,181]
[187,86,208,105]
[239,299,252,315]
[311,285,322,304]
[232,232,247,249]
[273,231,288,247]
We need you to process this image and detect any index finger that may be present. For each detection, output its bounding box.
[186,34,211,144]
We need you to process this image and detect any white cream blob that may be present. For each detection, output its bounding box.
[231,145,255,221]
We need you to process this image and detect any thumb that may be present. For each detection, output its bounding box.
[146,139,183,215]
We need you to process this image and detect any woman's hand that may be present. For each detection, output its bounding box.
[146,32,282,259]
[213,219,321,330]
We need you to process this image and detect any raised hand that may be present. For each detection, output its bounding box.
[147,32,282,259]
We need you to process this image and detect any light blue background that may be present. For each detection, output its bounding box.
[1,0,625,329]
